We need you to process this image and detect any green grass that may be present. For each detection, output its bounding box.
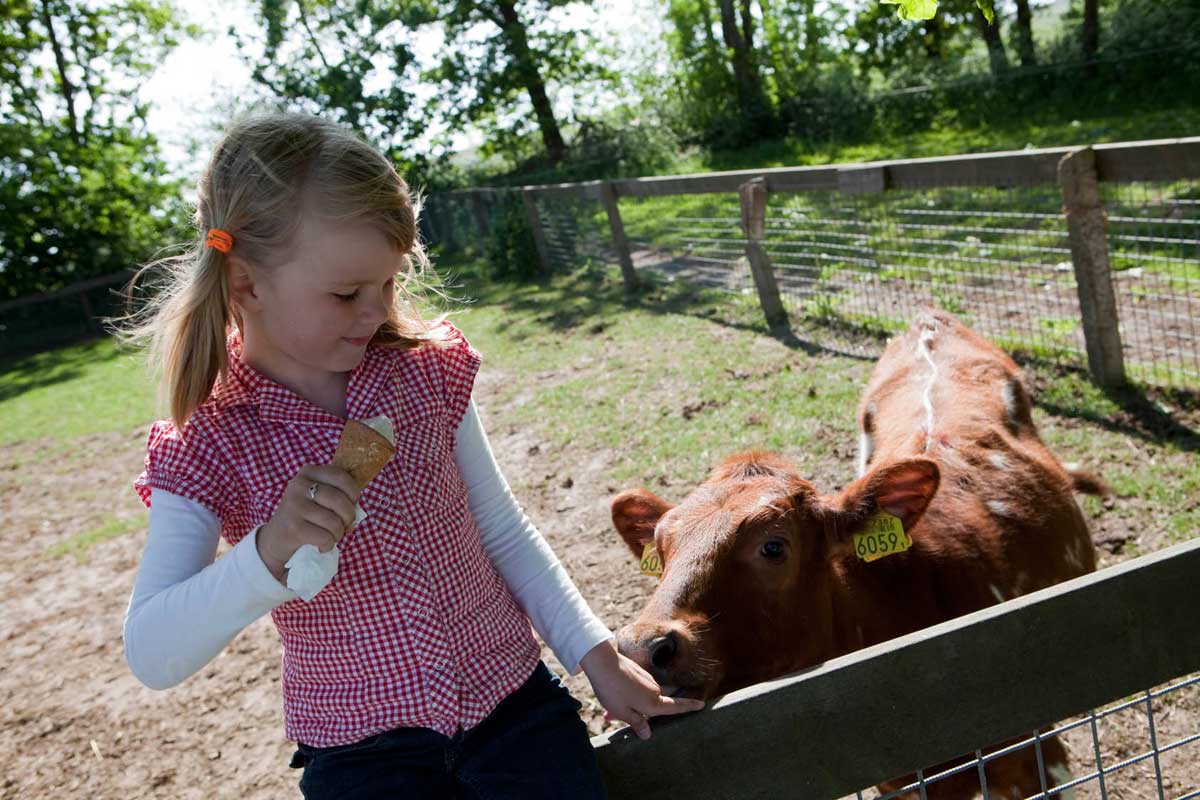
[0,336,156,446]
[446,259,869,486]
[45,513,147,564]
[685,105,1200,175]
[440,252,1200,542]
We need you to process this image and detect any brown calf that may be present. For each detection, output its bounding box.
[611,310,1104,798]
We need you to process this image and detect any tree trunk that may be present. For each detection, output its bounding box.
[922,12,943,60]
[1082,0,1099,73]
[973,6,1009,76]
[739,0,754,56]
[804,0,819,71]
[716,0,769,127]
[495,0,566,163]
[39,0,82,145]
[698,0,721,58]
[1014,0,1036,67]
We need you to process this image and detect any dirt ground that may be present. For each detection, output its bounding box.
[1,344,1197,799]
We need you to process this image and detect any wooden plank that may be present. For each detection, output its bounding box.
[0,269,135,314]
[611,167,838,198]
[883,148,1069,189]
[599,182,639,292]
[593,537,1200,800]
[738,178,788,331]
[524,181,604,201]
[1093,137,1200,182]
[449,138,1200,205]
[838,165,887,194]
[1059,147,1126,387]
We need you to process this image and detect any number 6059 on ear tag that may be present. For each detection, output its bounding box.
[853,512,911,563]
[640,542,663,578]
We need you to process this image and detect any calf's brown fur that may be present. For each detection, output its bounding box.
[611,311,1103,798]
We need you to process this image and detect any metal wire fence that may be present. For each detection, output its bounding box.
[427,139,1200,391]
[620,194,756,296]
[535,193,612,272]
[851,672,1200,800]
[1104,180,1200,388]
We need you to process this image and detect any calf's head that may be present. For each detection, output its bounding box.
[611,451,938,699]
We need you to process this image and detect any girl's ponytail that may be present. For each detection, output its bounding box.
[163,244,233,429]
[110,237,234,431]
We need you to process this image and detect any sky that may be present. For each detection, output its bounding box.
[140,0,665,183]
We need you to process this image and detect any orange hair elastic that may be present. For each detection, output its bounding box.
[205,229,234,253]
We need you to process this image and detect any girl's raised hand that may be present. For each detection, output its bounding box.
[256,463,361,582]
[579,638,705,740]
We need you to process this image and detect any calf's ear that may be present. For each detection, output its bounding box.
[611,489,673,560]
[834,458,940,538]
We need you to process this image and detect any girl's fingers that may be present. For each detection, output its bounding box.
[303,503,348,543]
[649,695,706,715]
[629,710,651,740]
[302,522,340,553]
[300,464,361,507]
[302,478,356,530]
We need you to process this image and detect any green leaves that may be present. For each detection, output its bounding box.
[0,0,190,300]
[879,0,994,24]
[879,0,938,21]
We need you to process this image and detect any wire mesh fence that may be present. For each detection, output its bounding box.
[0,270,134,356]
[534,193,612,272]
[1103,180,1200,388]
[848,671,1200,800]
[425,139,1200,392]
[762,182,1087,369]
[619,194,755,296]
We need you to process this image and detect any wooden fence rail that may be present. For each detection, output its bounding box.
[435,137,1200,389]
[590,536,1200,800]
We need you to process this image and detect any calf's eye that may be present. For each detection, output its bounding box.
[760,538,787,562]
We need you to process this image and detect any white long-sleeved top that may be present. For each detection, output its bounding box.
[123,399,613,691]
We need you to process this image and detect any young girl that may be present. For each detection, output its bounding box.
[116,111,702,798]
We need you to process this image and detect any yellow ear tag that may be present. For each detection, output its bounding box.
[639,542,663,578]
[853,512,911,562]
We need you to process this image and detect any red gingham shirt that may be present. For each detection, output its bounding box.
[133,322,541,747]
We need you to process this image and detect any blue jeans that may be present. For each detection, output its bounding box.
[288,662,606,799]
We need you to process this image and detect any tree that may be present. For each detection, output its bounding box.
[662,0,775,144]
[233,0,435,167]
[1013,0,1036,67]
[963,0,1009,75]
[1082,0,1099,70]
[241,0,604,165]
[432,0,602,164]
[0,0,192,300]
[715,0,771,131]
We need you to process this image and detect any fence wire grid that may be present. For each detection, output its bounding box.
[427,154,1200,392]
[844,672,1200,800]
[1104,180,1200,388]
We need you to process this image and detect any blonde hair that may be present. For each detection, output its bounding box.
[108,111,447,430]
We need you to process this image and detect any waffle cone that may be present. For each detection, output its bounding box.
[333,419,395,489]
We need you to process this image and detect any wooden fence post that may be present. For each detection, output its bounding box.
[1058,147,1126,387]
[737,178,789,331]
[469,190,490,237]
[522,188,552,274]
[419,194,440,247]
[599,181,639,293]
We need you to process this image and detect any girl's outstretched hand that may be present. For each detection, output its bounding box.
[579,638,705,740]
[256,463,361,583]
